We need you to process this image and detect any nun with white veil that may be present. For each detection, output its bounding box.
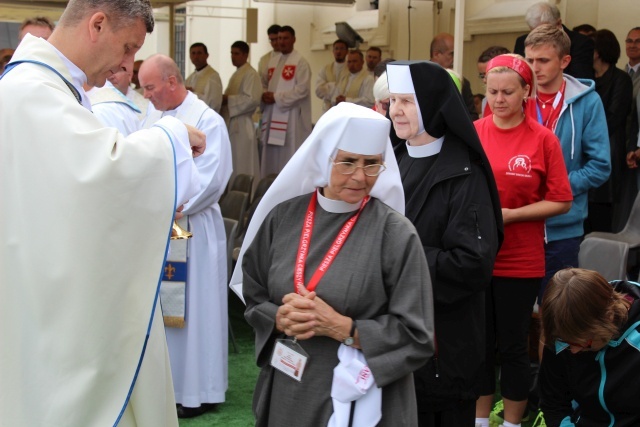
[230,102,434,426]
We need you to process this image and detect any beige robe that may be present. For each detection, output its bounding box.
[315,61,348,112]
[332,68,375,108]
[222,62,262,189]
[186,64,223,113]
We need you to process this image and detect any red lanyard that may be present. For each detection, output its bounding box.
[294,191,369,294]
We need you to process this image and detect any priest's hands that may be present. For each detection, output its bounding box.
[275,288,353,345]
[175,204,185,220]
[185,124,206,158]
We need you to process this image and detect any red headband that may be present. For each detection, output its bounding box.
[486,55,534,90]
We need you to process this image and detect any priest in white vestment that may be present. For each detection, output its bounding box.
[90,63,148,136]
[0,2,207,426]
[222,41,262,191]
[258,24,282,91]
[260,25,312,177]
[140,54,233,418]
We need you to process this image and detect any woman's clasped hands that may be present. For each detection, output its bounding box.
[275,287,350,343]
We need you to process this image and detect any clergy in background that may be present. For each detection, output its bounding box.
[139,54,233,419]
[89,58,148,135]
[222,40,262,192]
[315,39,350,113]
[331,49,375,109]
[0,1,206,426]
[185,42,223,113]
[260,25,312,177]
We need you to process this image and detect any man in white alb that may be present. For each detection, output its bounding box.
[0,1,206,426]
[90,58,148,135]
[260,25,312,177]
[139,54,233,419]
[331,49,374,109]
[222,40,262,190]
[315,39,349,113]
[185,42,223,113]
[258,24,281,91]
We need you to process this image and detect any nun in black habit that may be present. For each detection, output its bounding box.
[386,60,504,427]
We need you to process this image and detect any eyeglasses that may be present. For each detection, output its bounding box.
[331,159,386,177]
[558,338,593,350]
[626,38,640,45]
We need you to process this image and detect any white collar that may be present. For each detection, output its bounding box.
[48,41,91,110]
[406,136,444,158]
[317,189,361,213]
[629,63,640,72]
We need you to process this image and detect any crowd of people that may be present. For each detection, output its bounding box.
[3,0,640,426]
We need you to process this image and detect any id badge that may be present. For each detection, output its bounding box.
[270,338,309,382]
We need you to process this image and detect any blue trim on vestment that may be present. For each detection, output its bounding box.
[93,85,142,113]
[112,125,179,427]
[2,60,82,104]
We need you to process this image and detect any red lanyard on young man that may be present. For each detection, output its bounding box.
[294,191,370,294]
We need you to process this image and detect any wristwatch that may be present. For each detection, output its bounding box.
[344,320,356,346]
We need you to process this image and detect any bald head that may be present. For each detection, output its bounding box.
[139,54,187,111]
[430,33,454,68]
[143,54,184,83]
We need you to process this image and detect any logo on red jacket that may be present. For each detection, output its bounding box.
[508,155,532,175]
[268,67,275,81]
[282,65,296,81]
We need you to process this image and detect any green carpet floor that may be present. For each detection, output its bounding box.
[178,293,258,427]
[178,294,544,426]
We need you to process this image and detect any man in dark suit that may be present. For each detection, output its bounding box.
[513,2,594,79]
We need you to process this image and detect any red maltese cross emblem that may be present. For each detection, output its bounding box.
[282,65,296,81]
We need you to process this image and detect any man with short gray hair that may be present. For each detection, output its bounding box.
[513,1,594,79]
[0,1,206,425]
[140,53,233,419]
